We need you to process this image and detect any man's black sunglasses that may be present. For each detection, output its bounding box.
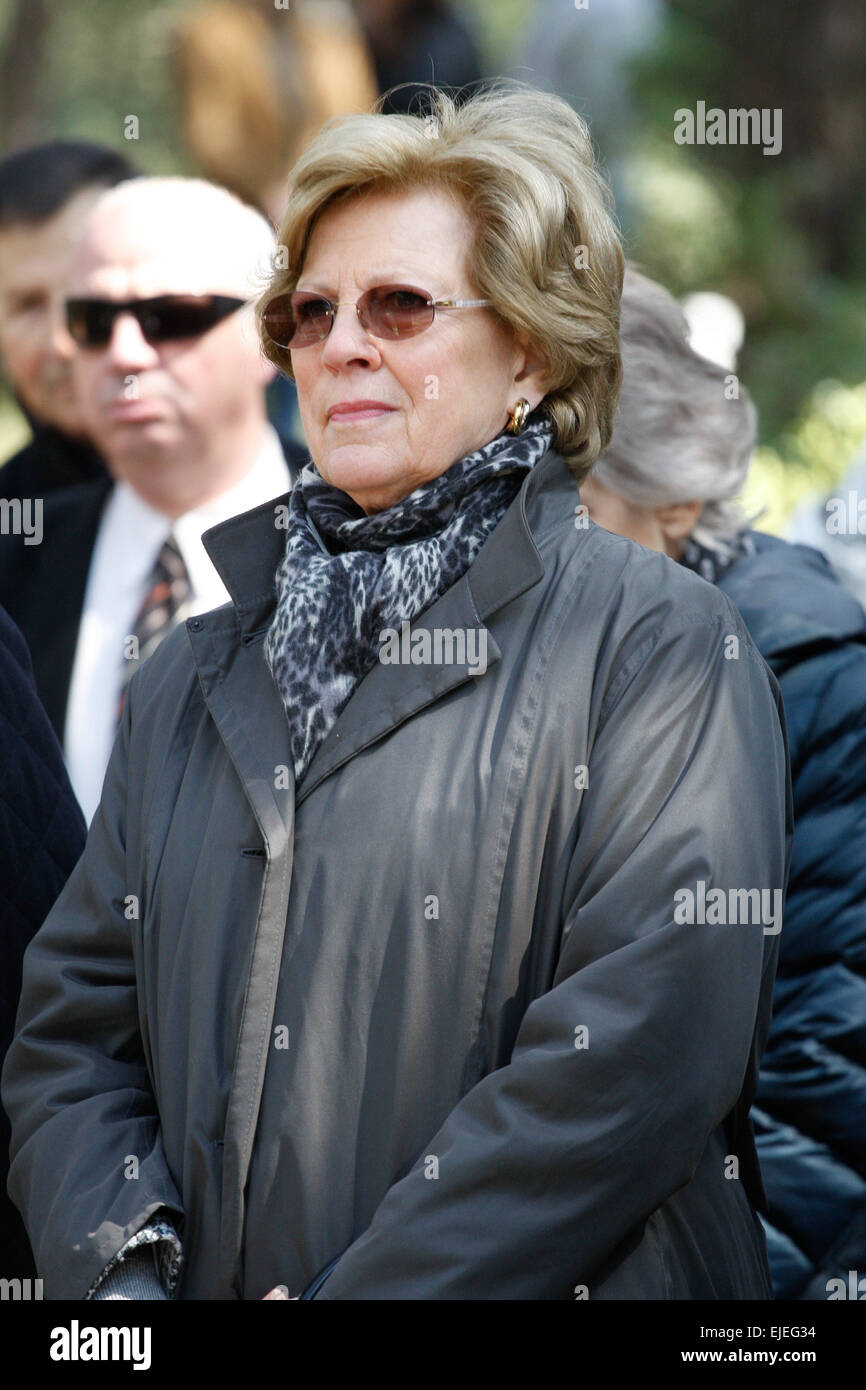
[65,294,247,347]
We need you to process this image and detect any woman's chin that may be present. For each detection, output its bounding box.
[315,449,412,506]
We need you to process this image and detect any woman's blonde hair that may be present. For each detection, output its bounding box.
[257,82,624,480]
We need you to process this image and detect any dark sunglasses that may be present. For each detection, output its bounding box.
[65,294,248,347]
[262,284,492,350]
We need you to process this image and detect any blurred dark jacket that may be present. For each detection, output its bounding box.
[717,530,866,1299]
[360,1,484,111]
[1,411,107,498]
[0,475,112,741]
[0,603,86,1277]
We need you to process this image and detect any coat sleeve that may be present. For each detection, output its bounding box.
[0,677,184,1300]
[316,609,792,1299]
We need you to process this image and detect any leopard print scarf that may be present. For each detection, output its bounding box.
[265,412,554,784]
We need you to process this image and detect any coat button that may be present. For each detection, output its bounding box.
[188,617,204,632]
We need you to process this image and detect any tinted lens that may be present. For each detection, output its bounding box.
[262,293,333,348]
[141,296,230,340]
[289,294,334,346]
[364,286,433,339]
[262,294,295,349]
[66,300,114,346]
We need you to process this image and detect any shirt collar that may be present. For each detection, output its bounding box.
[172,425,290,594]
[201,444,563,636]
[112,424,292,604]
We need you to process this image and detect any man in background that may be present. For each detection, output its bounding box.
[0,177,305,821]
[0,140,137,495]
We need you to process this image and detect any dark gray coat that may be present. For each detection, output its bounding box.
[2,449,792,1300]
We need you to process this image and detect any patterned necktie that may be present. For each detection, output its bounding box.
[117,534,191,722]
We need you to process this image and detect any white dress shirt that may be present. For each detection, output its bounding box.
[65,426,292,822]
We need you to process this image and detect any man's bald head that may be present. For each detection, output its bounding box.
[71,176,276,301]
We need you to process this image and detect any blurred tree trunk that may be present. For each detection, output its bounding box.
[0,0,50,147]
[725,0,866,277]
[666,0,866,279]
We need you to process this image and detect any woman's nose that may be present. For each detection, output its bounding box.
[320,299,381,369]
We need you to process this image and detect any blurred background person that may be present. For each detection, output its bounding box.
[581,267,866,1302]
[0,602,86,1282]
[0,177,306,823]
[353,0,485,112]
[508,0,663,217]
[0,141,137,496]
[174,0,378,223]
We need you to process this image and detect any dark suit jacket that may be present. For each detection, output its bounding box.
[0,603,86,1276]
[0,415,108,497]
[0,440,305,744]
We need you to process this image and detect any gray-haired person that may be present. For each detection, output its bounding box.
[583,267,866,1301]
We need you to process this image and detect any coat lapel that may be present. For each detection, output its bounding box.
[295,474,547,801]
[186,610,296,1294]
[295,575,501,804]
[187,614,295,846]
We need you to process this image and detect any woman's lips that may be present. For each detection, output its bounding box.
[327,402,395,423]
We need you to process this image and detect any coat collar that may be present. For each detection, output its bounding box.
[200,449,575,631]
[198,448,576,801]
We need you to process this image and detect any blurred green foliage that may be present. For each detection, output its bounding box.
[746,380,866,534]
[0,0,199,171]
[466,0,534,65]
[626,0,866,454]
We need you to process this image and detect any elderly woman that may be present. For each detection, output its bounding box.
[582,267,866,1302]
[2,89,790,1301]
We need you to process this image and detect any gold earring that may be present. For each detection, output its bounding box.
[507,398,531,434]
